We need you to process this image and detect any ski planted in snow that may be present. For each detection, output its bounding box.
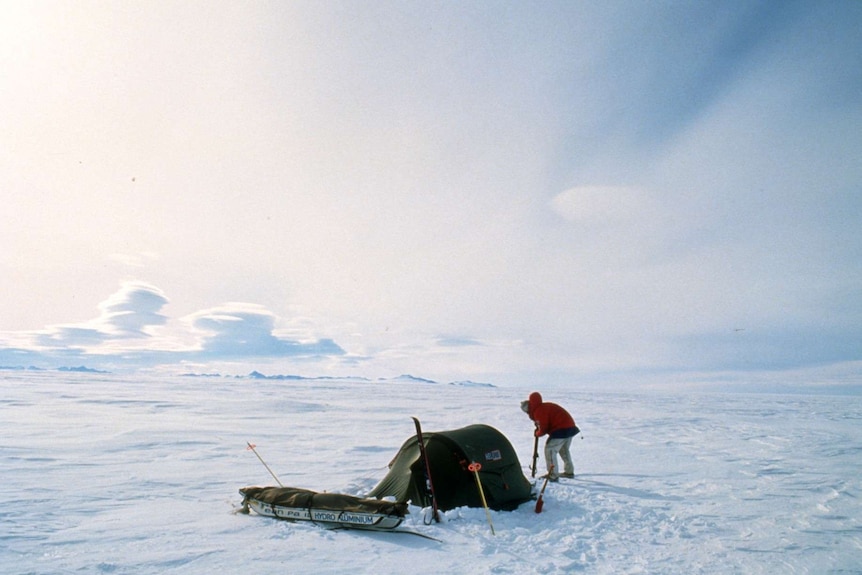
[412,416,441,523]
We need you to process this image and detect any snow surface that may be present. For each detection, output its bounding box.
[2,370,861,574]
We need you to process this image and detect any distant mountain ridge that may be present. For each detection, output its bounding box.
[0,365,495,387]
[181,371,496,387]
[0,365,109,374]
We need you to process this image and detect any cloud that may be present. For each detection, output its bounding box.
[107,251,160,269]
[548,185,677,265]
[31,281,168,349]
[550,186,659,226]
[36,326,107,349]
[436,336,483,348]
[188,303,344,358]
[96,281,169,336]
[0,281,345,370]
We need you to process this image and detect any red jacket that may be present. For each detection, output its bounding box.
[528,392,576,438]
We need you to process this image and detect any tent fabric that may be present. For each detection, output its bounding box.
[368,424,532,511]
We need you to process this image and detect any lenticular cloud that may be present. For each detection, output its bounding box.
[0,281,345,370]
[96,281,170,336]
[33,281,169,349]
[188,303,345,358]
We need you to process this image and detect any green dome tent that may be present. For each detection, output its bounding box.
[368,424,533,511]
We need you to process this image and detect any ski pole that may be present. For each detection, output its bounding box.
[530,434,539,479]
[246,442,284,487]
[468,462,495,535]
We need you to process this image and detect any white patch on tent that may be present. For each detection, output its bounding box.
[484,449,502,461]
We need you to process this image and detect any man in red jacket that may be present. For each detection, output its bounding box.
[521,392,580,481]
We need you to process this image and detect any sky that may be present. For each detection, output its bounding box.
[1,1,861,386]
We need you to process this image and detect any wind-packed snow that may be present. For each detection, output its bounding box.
[2,370,861,574]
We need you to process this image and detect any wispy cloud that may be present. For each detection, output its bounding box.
[107,251,160,269]
[436,336,483,348]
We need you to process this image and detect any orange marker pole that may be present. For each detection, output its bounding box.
[468,462,495,535]
[247,442,284,487]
